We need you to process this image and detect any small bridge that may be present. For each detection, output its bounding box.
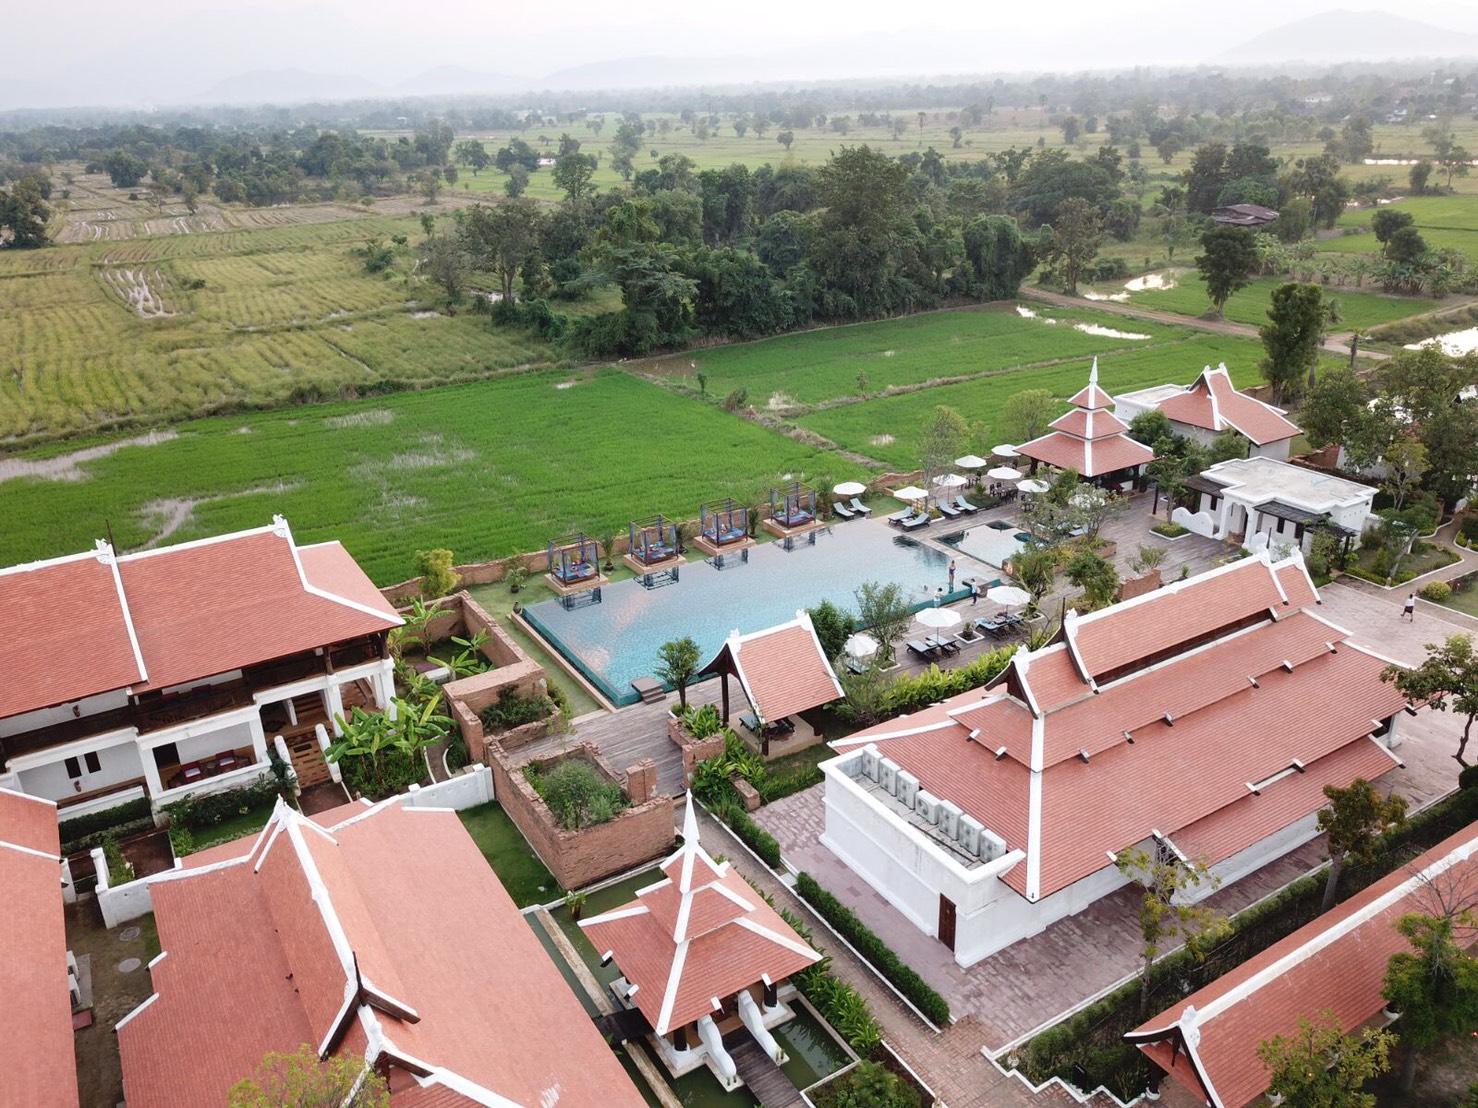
[729,1039,802,1108]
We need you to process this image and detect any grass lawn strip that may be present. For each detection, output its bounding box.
[457,801,562,906]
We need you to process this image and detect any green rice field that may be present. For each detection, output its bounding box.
[1112,273,1440,330]
[1328,195,1478,262]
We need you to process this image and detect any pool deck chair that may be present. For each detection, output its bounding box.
[545,532,608,596]
[763,481,821,539]
[624,515,684,575]
[849,498,873,516]
[694,499,756,557]
[954,495,979,513]
[886,509,912,525]
[901,511,930,530]
[938,501,961,519]
[833,502,855,520]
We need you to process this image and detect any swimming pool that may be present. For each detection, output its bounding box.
[940,522,1034,567]
[525,521,972,705]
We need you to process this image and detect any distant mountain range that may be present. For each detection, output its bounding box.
[1216,9,1478,64]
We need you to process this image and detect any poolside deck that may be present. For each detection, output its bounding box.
[512,492,1239,800]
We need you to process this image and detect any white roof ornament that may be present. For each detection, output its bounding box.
[1089,356,1099,385]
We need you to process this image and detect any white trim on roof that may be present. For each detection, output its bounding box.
[579,903,651,927]
[732,916,824,963]
[99,541,150,687]
[113,991,159,1032]
[0,546,111,577]
[114,522,280,561]
[655,940,689,1034]
[277,518,401,627]
[406,1067,525,1108]
[0,837,61,862]
[831,717,959,748]
[1025,714,1045,901]
[1341,638,1411,671]
[0,785,57,808]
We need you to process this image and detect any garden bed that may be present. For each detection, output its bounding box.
[1346,540,1460,587]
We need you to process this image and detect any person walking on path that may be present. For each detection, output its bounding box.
[1403,593,1416,621]
[948,559,957,590]
[969,579,979,605]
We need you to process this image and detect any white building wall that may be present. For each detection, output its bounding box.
[1250,439,1292,462]
[163,722,256,766]
[0,689,131,739]
[1195,809,1323,898]
[17,739,145,804]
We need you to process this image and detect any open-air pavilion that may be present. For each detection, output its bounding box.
[698,611,844,758]
[545,532,606,595]
[625,515,683,573]
[1016,359,1154,491]
[763,482,819,538]
[694,499,754,558]
[581,795,821,1092]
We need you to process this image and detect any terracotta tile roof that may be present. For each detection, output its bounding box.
[0,520,398,721]
[1016,430,1155,478]
[119,800,643,1107]
[1203,367,1300,445]
[1131,824,1478,1108]
[1048,406,1132,439]
[701,613,843,722]
[1069,374,1115,410]
[0,550,144,717]
[0,791,77,1108]
[1155,387,1219,432]
[582,797,820,1034]
[1274,562,1319,609]
[1012,647,1090,714]
[1068,557,1289,681]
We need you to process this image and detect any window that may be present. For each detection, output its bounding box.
[64,756,82,779]
[84,751,101,774]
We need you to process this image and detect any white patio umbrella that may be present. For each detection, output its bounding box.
[833,480,868,497]
[915,607,963,630]
[843,632,880,659]
[892,485,928,501]
[954,454,990,470]
[986,466,1022,481]
[1017,478,1050,495]
[992,444,1020,458]
[932,473,967,488]
[986,585,1032,607]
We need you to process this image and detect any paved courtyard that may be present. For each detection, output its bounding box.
[754,576,1470,1051]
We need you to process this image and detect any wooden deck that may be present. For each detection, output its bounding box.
[729,1039,802,1108]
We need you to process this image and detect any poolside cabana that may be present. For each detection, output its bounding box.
[694,499,754,557]
[581,795,822,1090]
[763,482,819,538]
[697,611,843,757]
[625,515,682,573]
[545,532,607,595]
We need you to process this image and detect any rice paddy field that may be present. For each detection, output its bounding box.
[1327,194,1478,261]
[795,332,1308,469]
[1107,273,1441,330]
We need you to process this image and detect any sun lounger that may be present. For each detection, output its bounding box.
[849,497,873,516]
[833,502,855,520]
[902,512,930,530]
[926,634,961,655]
[954,495,979,513]
[886,509,911,525]
[937,502,961,518]
[906,639,936,660]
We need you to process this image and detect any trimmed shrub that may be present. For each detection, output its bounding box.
[525,759,627,830]
[1151,521,1189,538]
[414,548,458,598]
[162,776,279,831]
[712,799,782,867]
[796,872,951,1025]
[1419,580,1453,602]
[863,646,1015,723]
[1458,764,1478,791]
[59,796,152,848]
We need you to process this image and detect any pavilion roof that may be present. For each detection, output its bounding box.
[1016,358,1155,477]
[698,611,844,722]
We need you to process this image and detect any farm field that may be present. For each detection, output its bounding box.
[795,333,1294,468]
[1108,272,1441,329]
[1328,194,1478,261]
[0,369,851,584]
[0,213,598,443]
[640,302,1187,407]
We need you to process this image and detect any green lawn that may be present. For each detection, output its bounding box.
[0,368,853,583]
[180,802,274,853]
[643,302,1188,407]
[1328,195,1478,261]
[1117,273,1438,330]
[797,333,1279,467]
[458,801,560,905]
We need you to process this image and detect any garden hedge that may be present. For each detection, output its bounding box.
[59,797,152,851]
[795,872,951,1025]
[714,801,783,868]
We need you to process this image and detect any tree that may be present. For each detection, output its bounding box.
[504,164,529,197]
[1065,549,1119,609]
[1383,910,1478,1092]
[1371,208,1415,245]
[1008,546,1058,616]
[103,149,148,189]
[1316,779,1407,911]
[327,697,450,794]
[807,600,856,661]
[1001,389,1057,444]
[1127,409,1174,447]
[1196,225,1258,319]
[1383,634,1478,765]
[0,177,51,248]
[228,1045,389,1107]
[919,405,969,484]
[418,234,469,306]
[454,139,490,175]
[1039,197,1102,295]
[961,215,1036,300]
[419,168,442,204]
[776,130,794,151]
[1382,439,1428,510]
[1259,282,1327,403]
[855,581,911,666]
[1060,116,1081,145]
[655,637,702,709]
[552,152,598,202]
[1130,544,1167,576]
[1116,846,1231,1011]
[1256,1011,1392,1108]
[1384,225,1428,265]
[1409,161,1435,195]
[458,199,543,304]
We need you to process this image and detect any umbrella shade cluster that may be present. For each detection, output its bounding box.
[992,444,1020,458]
[986,466,1022,481]
[932,473,967,489]
[1017,478,1051,494]
[915,606,962,630]
[986,585,1031,606]
[954,454,990,470]
[833,481,868,497]
[893,485,929,501]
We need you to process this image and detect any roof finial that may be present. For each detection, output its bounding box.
[681,790,700,850]
[1089,356,1099,386]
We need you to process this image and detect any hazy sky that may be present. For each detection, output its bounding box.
[8,0,1478,109]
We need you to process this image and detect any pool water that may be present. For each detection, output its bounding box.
[940,523,1031,568]
[526,521,973,704]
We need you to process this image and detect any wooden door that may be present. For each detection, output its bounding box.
[938,894,957,952]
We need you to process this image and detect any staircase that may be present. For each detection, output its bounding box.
[280,694,333,789]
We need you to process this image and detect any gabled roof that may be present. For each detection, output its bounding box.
[1151,365,1300,446]
[118,798,643,1107]
[698,611,843,723]
[0,518,400,719]
[1018,359,1155,478]
[581,796,821,1034]
[831,554,1409,902]
[1129,824,1478,1108]
[0,789,78,1108]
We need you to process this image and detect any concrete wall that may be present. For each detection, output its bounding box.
[19,738,145,803]
[403,765,495,810]
[487,742,675,890]
[0,689,131,740]
[92,846,157,929]
[168,722,255,765]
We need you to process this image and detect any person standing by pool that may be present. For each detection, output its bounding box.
[948,559,957,590]
[969,579,979,605]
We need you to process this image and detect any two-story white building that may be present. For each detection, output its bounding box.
[818,553,1409,967]
[1114,365,1300,461]
[1189,455,1378,555]
[0,517,401,822]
